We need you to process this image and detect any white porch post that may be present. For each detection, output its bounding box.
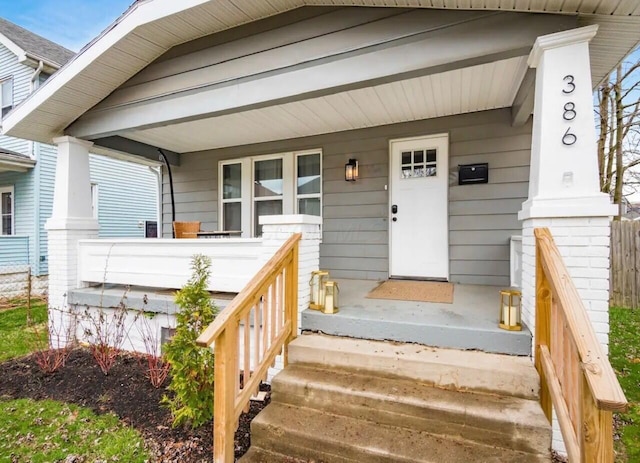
[518,26,617,455]
[46,136,99,347]
[260,214,321,381]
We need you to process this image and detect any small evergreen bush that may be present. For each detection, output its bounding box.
[163,255,218,428]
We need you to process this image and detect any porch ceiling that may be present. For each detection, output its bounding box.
[3,0,640,146]
[125,56,528,152]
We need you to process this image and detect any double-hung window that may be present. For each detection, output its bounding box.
[0,186,14,235]
[220,150,322,237]
[1,78,13,118]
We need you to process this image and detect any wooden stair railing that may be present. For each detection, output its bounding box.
[534,228,627,462]
[196,233,301,462]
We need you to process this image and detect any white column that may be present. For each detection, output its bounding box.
[259,214,321,381]
[46,136,99,347]
[518,26,616,456]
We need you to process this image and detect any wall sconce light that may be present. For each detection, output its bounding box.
[345,159,359,182]
[499,289,522,331]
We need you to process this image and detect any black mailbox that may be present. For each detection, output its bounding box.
[458,163,488,185]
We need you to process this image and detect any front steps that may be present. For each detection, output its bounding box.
[240,334,551,463]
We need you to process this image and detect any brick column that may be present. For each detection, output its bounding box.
[259,215,321,381]
[46,136,99,347]
[518,26,616,455]
[260,214,322,332]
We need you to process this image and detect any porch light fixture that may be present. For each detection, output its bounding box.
[321,281,339,314]
[499,289,522,331]
[345,158,358,182]
[309,270,329,310]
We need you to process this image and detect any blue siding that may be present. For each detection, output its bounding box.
[0,43,32,155]
[89,154,158,238]
[36,143,56,274]
[0,169,36,271]
[0,236,29,269]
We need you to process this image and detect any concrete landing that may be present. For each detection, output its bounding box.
[302,280,531,355]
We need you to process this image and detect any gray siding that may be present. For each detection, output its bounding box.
[163,108,530,285]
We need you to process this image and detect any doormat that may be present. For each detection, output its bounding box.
[366,280,454,304]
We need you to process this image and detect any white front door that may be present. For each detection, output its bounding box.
[389,135,449,279]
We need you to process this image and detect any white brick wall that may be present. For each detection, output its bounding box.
[261,216,321,381]
[521,216,611,454]
[47,228,99,347]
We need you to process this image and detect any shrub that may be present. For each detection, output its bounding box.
[163,255,218,428]
[133,308,170,388]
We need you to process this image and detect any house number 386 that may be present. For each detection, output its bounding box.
[562,75,577,146]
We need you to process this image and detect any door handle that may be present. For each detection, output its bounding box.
[391,205,398,214]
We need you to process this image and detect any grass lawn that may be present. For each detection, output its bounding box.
[0,398,149,463]
[609,306,640,462]
[0,299,48,362]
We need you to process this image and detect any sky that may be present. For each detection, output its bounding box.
[0,0,134,52]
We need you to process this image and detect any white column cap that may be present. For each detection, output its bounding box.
[528,25,599,68]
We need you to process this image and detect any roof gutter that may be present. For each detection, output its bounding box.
[20,53,60,74]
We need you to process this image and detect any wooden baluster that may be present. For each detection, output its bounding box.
[213,324,238,463]
[580,372,614,462]
[535,232,552,422]
[261,294,269,356]
[242,311,251,413]
[276,272,283,355]
[253,304,260,375]
[270,282,277,341]
[289,244,299,341]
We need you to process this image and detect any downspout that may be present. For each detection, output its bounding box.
[148,166,163,237]
[158,149,176,238]
[30,61,44,276]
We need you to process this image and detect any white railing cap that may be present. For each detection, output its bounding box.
[259,214,322,225]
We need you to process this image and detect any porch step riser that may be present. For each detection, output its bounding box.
[248,403,550,463]
[271,365,551,455]
[289,334,540,399]
[302,305,532,356]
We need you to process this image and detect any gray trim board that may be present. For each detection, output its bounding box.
[92,136,181,166]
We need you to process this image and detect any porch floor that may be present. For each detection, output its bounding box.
[301,280,532,356]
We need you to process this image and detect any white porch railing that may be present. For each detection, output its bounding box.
[77,238,264,292]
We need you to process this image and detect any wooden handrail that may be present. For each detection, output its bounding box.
[534,228,627,462]
[195,233,301,462]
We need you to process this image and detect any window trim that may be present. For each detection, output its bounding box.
[295,151,322,217]
[0,185,15,236]
[91,183,99,219]
[219,149,322,237]
[0,77,14,117]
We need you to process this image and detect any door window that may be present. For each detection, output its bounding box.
[401,148,437,179]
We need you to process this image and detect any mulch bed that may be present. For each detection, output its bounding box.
[0,348,269,462]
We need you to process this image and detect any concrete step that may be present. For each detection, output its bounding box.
[249,402,551,463]
[239,448,315,463]
[289,333,540,399]
[271,364,551,456]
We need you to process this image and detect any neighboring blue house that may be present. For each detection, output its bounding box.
[0,18,159,294]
